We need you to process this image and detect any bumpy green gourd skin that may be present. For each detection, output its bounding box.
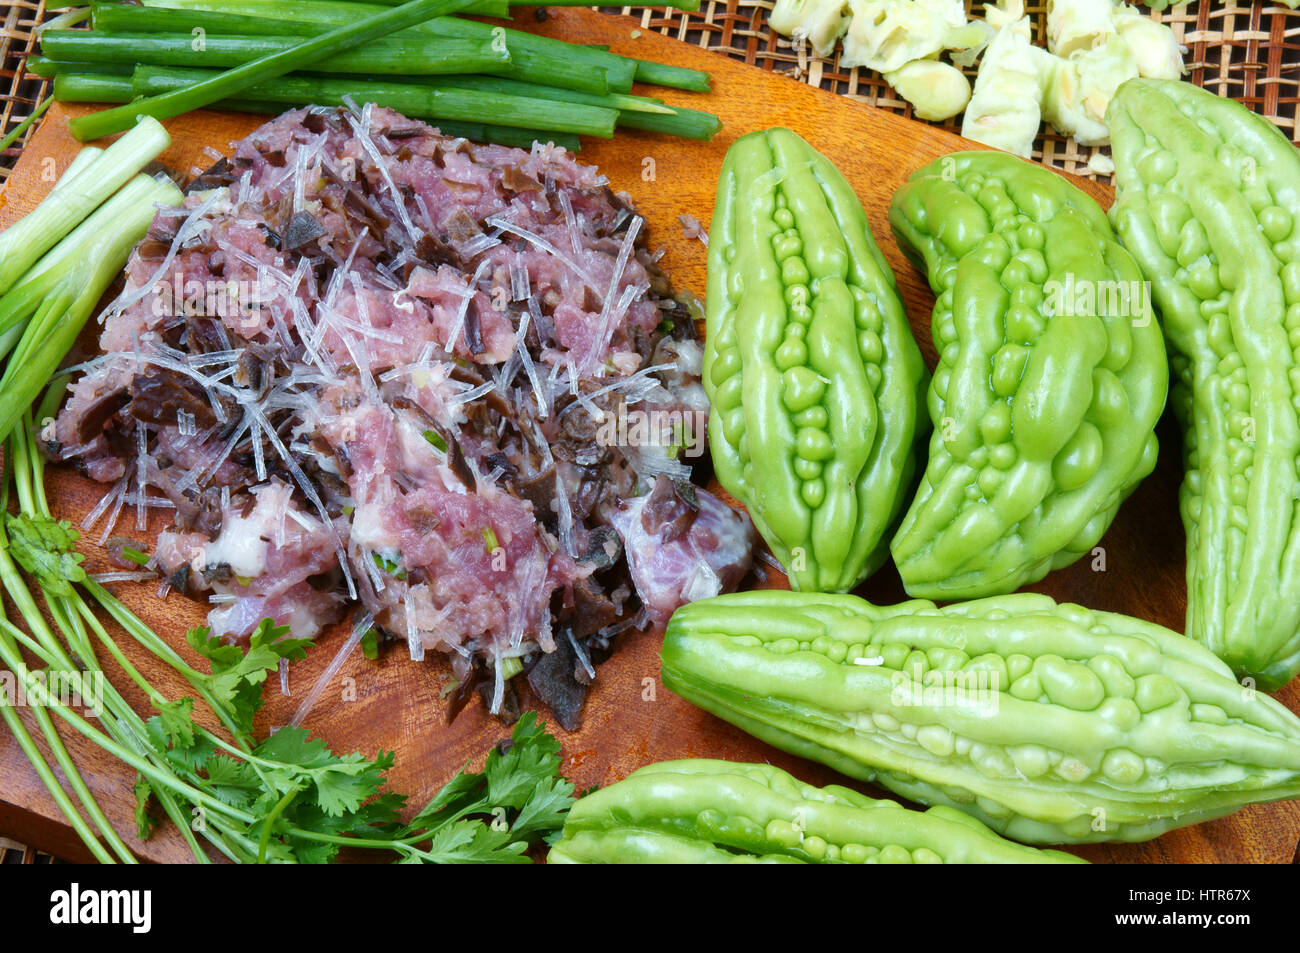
[888,152,1168,600]
[1108,79,1300,691]
[704,127,928,593]
[661,590,1300,843]
[547,758,1082,863]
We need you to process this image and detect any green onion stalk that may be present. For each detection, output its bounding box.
[49,72,583,150]
[0,96,53,154]
[124,65,618,137]
[87,3,616,96]
[41,30,514,76]
[0,114,169,292]
[69,0,487,140]
[0,170,183,440]
[92,0,712,93]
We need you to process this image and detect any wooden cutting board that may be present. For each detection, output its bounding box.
[1,6,1297,865]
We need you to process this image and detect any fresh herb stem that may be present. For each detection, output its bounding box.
[0,587,135,861]
[28,56,135,78]
[256,784,302,863]
[30,703,139,862]
[0,644,260,825]
[0,702,117,863]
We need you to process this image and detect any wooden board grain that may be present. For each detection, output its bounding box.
[1,6,1297,865]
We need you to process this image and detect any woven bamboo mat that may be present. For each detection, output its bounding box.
[0,835,60,863]
[3,2,1300,183]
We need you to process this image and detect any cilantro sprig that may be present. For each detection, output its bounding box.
[186,619,312,739]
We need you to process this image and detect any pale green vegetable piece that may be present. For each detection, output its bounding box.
[1086,151,1114,175]
[960,1,1051,156]
[950,21,993,68]
[769,0,851,57]
[841,0,985,73]
[886,59,971,121]
[1042,35,1138,146]
[1041,6,1183,147]
[1046,0,1120,58]
[1114,10,1185,81]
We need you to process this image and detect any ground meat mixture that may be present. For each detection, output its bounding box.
[47,104,755,727]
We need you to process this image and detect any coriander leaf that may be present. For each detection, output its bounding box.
[285,792,407,863]
[248,618,312,662]
[311,757,391,818]
[508,774,575,842]
[202,754,262,809]
[397,712,575,862]
[188,620,314,738]
[288,836,340,866]
[3,513,86,595]
[255,728,393,817]
[143,713,216,772]
[405,769,486,832]
[484,711,564,811]
[133,775,158,841]
[185,625,241,671]
[254,725,335,768]
[409,818,531,864]
[289,791,406,839]
[154,697,196,749]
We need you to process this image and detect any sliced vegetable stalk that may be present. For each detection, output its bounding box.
[0,172,184,440]
[120,0,712,94]
[26,56,135,77]
[91,4,615,96]
[41,30,513,76]
[629,57,711,93]
[408,74,722,140]
[68,0,485,140]
[128,65,618,137]
[53,71,584,151]
[52,72,139,104]
[0,114,170,292]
